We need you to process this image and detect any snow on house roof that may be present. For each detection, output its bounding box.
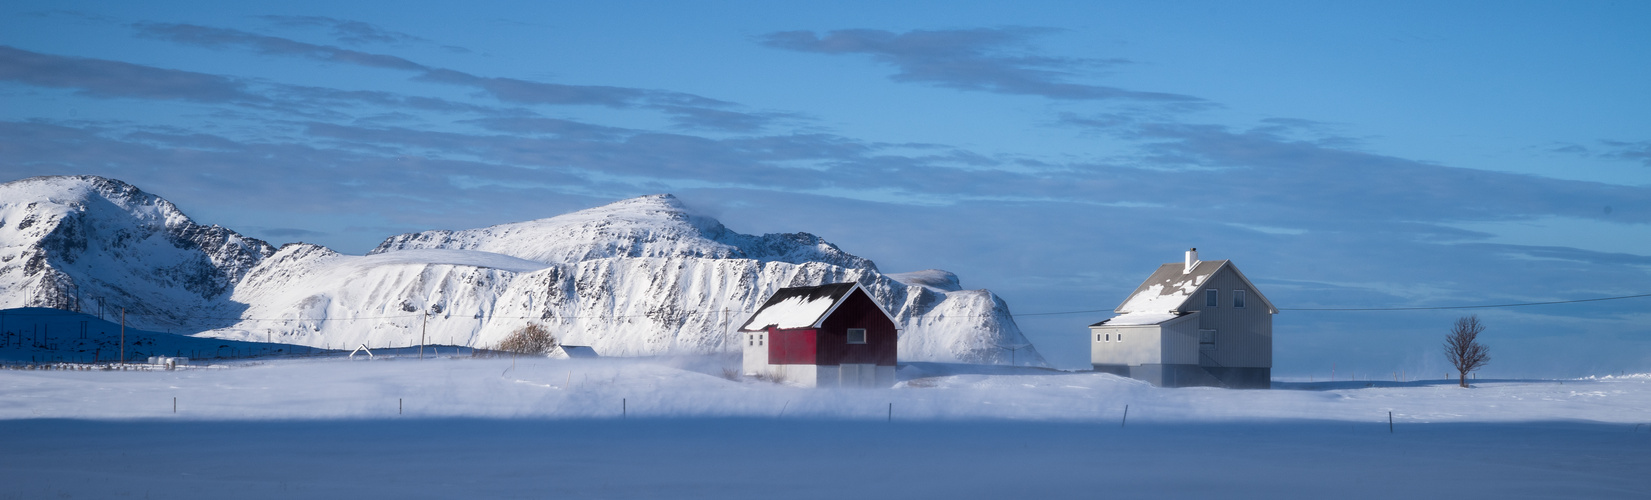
[737,282,863,332]
[1090,312,1186,327]
[1114,259,1278,314]
[559,345,599,358]
[1115,260,1226,314]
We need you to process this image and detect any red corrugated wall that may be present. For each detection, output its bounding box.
[767,327,817,364]
[816,289,898,366]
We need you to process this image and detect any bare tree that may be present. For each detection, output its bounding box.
[497,324,557,355]
[1444,315,1490,388]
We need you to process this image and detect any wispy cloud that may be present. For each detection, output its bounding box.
[1599,140,1651,166]
[134,23,777,130]
[762,28,1203,104]
[0,45,261,103]
[258,15,431,46]
[1063,114,1651,228]
[135,23,428,71]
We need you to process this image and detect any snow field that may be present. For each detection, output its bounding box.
[1,356,1648,424]
[3,357,1649,498]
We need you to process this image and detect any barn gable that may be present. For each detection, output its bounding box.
[737,282,897,332]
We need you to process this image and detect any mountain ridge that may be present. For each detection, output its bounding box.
[0,176,1045,365]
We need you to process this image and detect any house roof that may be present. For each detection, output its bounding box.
[1114,260,1278,314]
[560,345,599,358]
[1089,312,1189,327]
[737,282,896,332]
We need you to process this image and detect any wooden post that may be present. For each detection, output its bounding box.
[173,397,176,414]
[1122,404,1129,427]
[622,398,626,419]
[1389,411,1393,433]
[420,311,427,360]
[120,308,126,365]
[888,403,892,422]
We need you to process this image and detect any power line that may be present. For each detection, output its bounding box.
[1015,309,1114,317]
[6,291,1648,325]
[1279,292,1651,311]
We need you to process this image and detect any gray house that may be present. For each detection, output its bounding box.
[1090,249,1276,388]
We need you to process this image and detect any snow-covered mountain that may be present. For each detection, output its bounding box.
[0,176,273,326]
[0,176,1044,365]
[370,194,876,270]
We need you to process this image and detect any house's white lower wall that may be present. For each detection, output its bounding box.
[747,363,817,386]
[741,331,769,376]
[1090,325,1163,366]
[814,364,895,388]
[746,358,895,388]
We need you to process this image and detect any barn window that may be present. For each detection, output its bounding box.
[847,328,867,344]
[1199,329,1218,351]
[1105,333,1111,342]
[1097,334,1103,342]
[1205,289,1218,307]
[1234,290,1246,308]
[1118,333,1124,342]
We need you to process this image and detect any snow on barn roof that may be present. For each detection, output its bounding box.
[737,282,876,332]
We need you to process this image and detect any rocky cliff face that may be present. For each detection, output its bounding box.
[0,177,1044,365]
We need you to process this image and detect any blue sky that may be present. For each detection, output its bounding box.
[3,1,1649,375]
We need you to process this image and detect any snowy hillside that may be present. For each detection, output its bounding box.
[370,194,876,270]
[0,177,1044,365]
[0,176,273,328]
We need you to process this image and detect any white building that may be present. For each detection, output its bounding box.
[1089,249,1277,388]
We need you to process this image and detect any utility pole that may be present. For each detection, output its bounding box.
[996,343,1030,366]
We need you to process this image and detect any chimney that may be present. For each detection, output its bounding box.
[1184,248,1199,274]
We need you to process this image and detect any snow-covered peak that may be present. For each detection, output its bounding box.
[370,194,875,270]
[0,176,274,322]
[887,269,962,292]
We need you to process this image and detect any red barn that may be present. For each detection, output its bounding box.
[738,282,899,387]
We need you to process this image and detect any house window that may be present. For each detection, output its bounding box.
[847,328,867,344]
[1205,289,1218,307]
[1097,333,1103,342]
[1118,333,1124,342]
[1105,333,1111,342]
[1199,329,1217,351]
[1234,290,1246,308]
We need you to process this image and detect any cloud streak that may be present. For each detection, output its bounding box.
[762,28,1203,104]
[0,45,261,103]
[135,23,773,130]
[258,15,433,46]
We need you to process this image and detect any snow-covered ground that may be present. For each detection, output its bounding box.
[2,356,1648,498]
